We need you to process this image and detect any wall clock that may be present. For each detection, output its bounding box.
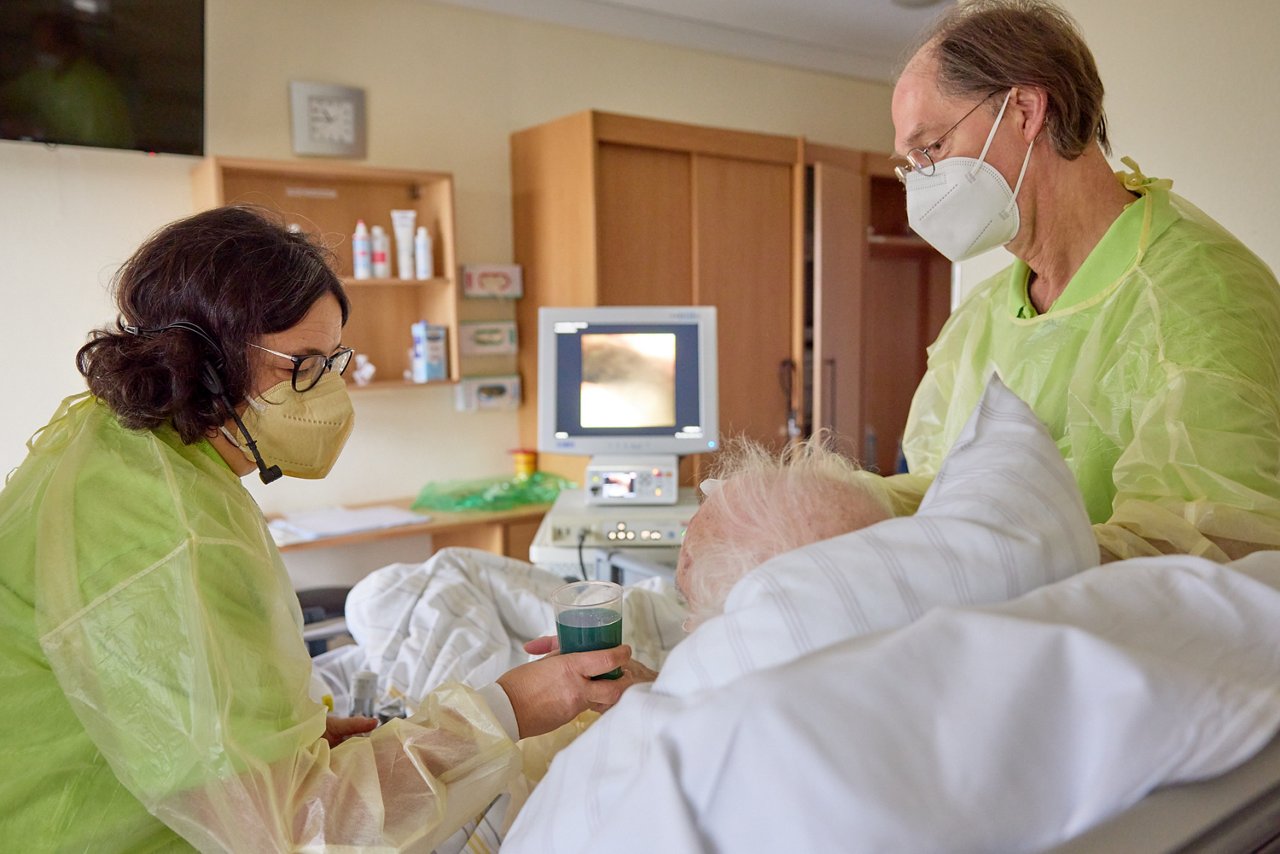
[289,81,366,158]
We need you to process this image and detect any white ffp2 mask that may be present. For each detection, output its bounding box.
[904,90,1035,263]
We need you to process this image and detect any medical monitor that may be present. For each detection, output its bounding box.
[537,306,719,460]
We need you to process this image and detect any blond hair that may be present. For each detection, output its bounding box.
[679,436,892,629]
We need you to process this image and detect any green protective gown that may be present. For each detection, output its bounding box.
[901,161,1280,560]
[0,394,523,850]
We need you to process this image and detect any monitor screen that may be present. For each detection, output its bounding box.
[537,306,719,457]
[0,1,205,156]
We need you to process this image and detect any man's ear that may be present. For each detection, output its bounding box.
[1011,85,1049,144]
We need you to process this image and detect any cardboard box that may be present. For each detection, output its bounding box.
[411,322,448,382]
[461,264,523,299]
[455,375,522,412]
[459,321,517,356]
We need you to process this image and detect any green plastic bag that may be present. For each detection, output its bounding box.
[411,471,575,513]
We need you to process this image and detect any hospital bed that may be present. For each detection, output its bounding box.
[317,546,1280,854]
[314,378,1280,852]
[1050,734,1280,852]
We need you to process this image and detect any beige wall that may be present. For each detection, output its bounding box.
[1,0,895,514]
[14,1,1262,515]
[955,0,1280,299]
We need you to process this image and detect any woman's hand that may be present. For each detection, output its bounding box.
[498,638,658,739]
[323,715,378,748]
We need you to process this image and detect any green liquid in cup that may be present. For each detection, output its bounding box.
[556,607,623,680]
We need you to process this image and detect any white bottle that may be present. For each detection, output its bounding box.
[391,209,417,280]
[352,219,372,280]
[370,225,391,278]
[414,226,433,280]
[351,670,378,718]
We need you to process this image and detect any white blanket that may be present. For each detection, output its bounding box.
[503,552,1280,853]
[311,549,687,714]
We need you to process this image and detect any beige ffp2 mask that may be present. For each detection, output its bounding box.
[223,371,355,479]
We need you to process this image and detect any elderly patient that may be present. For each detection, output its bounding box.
[677,437,893,630]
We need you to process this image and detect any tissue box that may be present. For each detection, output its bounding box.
[461,264,523,298]
[455,375,522,411]
[459,321,517,356]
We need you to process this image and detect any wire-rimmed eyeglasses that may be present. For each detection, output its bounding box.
[894,91,1003,184]
[250,343,354,392]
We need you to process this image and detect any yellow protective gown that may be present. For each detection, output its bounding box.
[0,394,526,850]
[901,161,1280,561]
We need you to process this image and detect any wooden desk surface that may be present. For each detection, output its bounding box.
[273,498,550,553]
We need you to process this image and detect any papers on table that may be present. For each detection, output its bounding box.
[268,505,432,547]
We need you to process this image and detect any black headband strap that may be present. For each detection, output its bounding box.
[123,320,225,367]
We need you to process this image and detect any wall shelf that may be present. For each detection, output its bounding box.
[348,378,452,393]
[192,157,461,385]
[341,276,454,289]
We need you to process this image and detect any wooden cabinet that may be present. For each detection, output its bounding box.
[511,111,950,481]
[192,157,460,389]
[803,144,951,473]
[512,111,799,482]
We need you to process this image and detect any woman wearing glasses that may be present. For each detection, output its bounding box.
[0,205,645,850]
[887,0,1280,562]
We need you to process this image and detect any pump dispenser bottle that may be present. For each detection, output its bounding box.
[352,220,372,279]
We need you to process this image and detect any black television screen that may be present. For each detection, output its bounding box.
[0,0,204,156]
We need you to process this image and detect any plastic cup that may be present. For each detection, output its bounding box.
[552,580,624,680]
[511,448,538,479]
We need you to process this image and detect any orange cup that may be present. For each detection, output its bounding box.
[511,449,538,479]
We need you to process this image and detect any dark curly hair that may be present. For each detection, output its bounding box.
[76,205,349,444]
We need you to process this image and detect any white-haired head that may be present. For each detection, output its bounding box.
[676,436,891,630]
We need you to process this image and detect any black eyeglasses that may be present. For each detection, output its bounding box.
[250,343,354,392]
[894,90,1005,184]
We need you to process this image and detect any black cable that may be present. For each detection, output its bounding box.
[225,404,284,484]
[127,320,283,484]
[577,529,589,582]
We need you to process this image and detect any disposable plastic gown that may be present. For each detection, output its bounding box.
[901,161,1280,560]
[0,394,526,850]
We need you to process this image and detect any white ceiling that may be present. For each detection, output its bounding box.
[435,0,955,82]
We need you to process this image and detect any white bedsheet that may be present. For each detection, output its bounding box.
[503,551,1280,853]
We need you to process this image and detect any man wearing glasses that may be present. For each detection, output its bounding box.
[888,0,1280,562]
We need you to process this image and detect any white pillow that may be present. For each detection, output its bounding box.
[654,373,1096,696]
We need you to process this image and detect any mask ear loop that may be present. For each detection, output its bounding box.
[968,89,1014,179]
[1004,133,1037,216]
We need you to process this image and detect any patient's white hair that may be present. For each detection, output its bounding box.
[678,436,892,629]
